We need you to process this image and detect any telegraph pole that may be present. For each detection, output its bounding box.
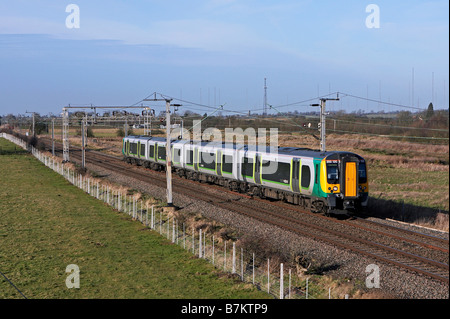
[81,116,86,170]
[165,99,173,206]
[143,94,181,207]
[51,118,55,156]
[263,78,268,116]
[25,111,36,136]
[311,94,339,152]
[62,108,69,162]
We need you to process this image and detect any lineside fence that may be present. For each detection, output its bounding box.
[1,133,343,299]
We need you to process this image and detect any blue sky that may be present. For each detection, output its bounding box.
[0,0,448,116]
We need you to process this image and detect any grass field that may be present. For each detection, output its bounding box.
[0,138,269,299]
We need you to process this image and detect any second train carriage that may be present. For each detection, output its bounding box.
[122,136,369,215]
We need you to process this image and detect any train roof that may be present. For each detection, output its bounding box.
[124,135,166,142]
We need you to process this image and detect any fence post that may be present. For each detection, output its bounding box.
[252,253,255,285]
[172,218,176,243]
[232,242,236,274]
[199,229,202,258]
[289,269,292,299]
[212,235,215,265]
[192,227,195,254]
[145,203,148,225]
[267,258,270,294]
[166,217,169,239]
[150,206,154,229]
[280,263,284,299]
[306,278,309,299]
[224,241,227,271]
[241,248,243,281]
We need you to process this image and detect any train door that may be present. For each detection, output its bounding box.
[194,147,199,171]
[300,158,314,195]
[137,141,141,158]
[291,158,300,193]
[216,149,222,176]
[254,154,261,184]
[340,155,359,198]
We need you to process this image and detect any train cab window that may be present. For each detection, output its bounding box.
[222,155,233,174]
[186,150,194,166]
[149,145,155,158]
[157,146,166,160]
[326,163,339,184]
[200,152,216,170]
[140,144,146,157]
[241,157,254,178]
[301,165,311,188]
[359,162,367,183]
[173,148,181,163]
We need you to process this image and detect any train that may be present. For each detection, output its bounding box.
[122,136,369,215]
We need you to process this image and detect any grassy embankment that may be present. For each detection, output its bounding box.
[0,137,269,299]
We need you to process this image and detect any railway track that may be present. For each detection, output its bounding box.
[41,138,449,284]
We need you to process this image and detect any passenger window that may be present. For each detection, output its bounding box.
[200,152,215,170]
[173,148,181,163]
[158,146,166,160]
[222,155,233,174]
[186,150,194,166]
[262,160,290,185]
[149,145,155,158]
[301,165,311,188]
[241,157,254,178]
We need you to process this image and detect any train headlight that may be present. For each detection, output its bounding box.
[333,186,338,192]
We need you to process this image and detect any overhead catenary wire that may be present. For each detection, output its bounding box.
[329,128,449,140]
[115,90,447,142]
[337,92,427,111]
[328,118,449,132]
[268,104,319,140]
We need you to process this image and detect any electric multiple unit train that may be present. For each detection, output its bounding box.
[122,136,369,215]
